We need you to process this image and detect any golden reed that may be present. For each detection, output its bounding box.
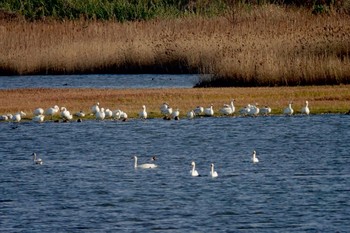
[0,5,350,86]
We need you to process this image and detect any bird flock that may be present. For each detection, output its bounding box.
[32,150,260,178]
[0,100,310,123]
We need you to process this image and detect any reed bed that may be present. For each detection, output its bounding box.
[1,4,350,86]
[1,86,349,119]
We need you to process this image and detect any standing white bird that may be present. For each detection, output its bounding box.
[139,105,147,119]
[160,102,169,115]
[33,108,44,116]
[301,101,310,115]
[204,105,214,116]
[32,152,43,165]
[32,115,45,123]
[191,161,199,177]
[194,106,204,116]
[187,110,195,119]
[61,107,73,120]
[252,150,259,163]
[210,163,218,178]
[284,102,294,116]
[172,108,180,120]
[12,111,26,122]
[91,102,100,114]
[219,99,235,115]
[45,105,59,119]
[260,106,272,116]
[133,156,157,169]
[96,108,106,120]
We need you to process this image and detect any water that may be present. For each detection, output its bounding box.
[0,74,198,89]
[1,114,349,232]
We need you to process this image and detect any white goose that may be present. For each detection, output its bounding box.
[32,115,45,123]
[210,163,218,178]
[33,108,44,116]
[133,156,157,169]
[91,102,100,114]
[301,101,310,115]
[61,107,73,120]
[104,109,113,118]
[204,105,214,116]
[191,161,199,177]
[284,102,294,116]
[96,108,106,120]
[32,153,43,165]
[45,105,59,119]
[139,105,147,119]
[252,150,259,163]
[12,111,26,122]
[219,99,235,115]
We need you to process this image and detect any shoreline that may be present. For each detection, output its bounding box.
[1,86,349,120]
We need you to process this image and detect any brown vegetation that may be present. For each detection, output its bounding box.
[1,86,349,119]
[1,5,350,86]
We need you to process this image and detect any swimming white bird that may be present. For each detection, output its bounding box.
[33,108,44,116]
[301,101,310,115]
[191,161,199,177]
[12,111,26,122]
[187,110,195,119]
[45,105,59,119]
[91,102,100,114]
[219,99,235,115]
[32,115,45,123]
[61,107,73,120]
[96,107,106,120]
[194,106,204,116]
[210,163,218,178]
[133,156,157,169]
[252,150,259,163]
[32,152,43,165]
[260,106,272,116]
[204,105,214,116]
[139,105,147,119]
[284,102,294,116]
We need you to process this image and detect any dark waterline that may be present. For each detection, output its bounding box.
[0,74,199,89]
[1,115,349,232]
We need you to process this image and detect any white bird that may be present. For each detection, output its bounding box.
[252,150,259,163]
[172,108,180,120]
[33,108,44,116]
[104,109,113,118]
[133,156,157,169]
[210,163,218,178]
[61,107,73,120]
[284,102,294,116]
[32,152,43,165]
[260,106,272,116]
[247,104,259,116]
[301,101,310,115]
[74,111,85,118]
[204,105,214,116]
[32,115,45,123]
[139,105,147,119]
[12,111,26,122]
[91,102,100,114]
[239,105,251,116]
[191,161,199,177]
[187,110,195,119]
[194,106,204,116]
[45,105,59,119]
[219,99,235,115]
[160,102,169,115]
[96,108,106,120]
[0,115,9,121]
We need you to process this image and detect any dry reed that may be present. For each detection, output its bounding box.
[1,5,350,86]
[1,86,349,119]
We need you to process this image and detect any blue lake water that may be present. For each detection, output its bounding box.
[0,74,198,89]
[1,114,350,232]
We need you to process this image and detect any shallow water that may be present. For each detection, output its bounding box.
[1,114,349,232]
[0,74,198,89]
